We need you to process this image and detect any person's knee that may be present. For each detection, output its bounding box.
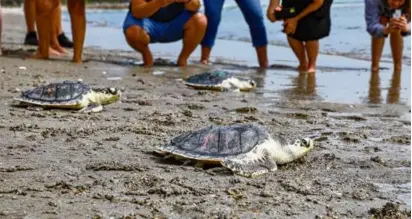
[67,0,85,16]
[124,25,150,45]
[35,0,59,15]
[187,13,207,31]
[389,30,403,38]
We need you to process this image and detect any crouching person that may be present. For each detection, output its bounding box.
[365,0,410,73]
[123,0,207,67]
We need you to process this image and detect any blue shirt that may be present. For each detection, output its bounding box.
[365,0,411,37]
[364,0,386,37]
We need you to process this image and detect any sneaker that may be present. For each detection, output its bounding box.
[24,31,38,46]
[58,32,74,48]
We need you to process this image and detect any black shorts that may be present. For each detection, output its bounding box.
[288,13,331,41]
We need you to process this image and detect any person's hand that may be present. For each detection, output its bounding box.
[283,17,298,34]
[383,26,397,35]
[390,15,410,32]
[267,5,280,22]
[158,0,175,7]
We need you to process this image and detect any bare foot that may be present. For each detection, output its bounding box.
[51,46,67,55]
[394,64,402,73]
[297,64,308,73]
[259,61,269,68]
[177,59,188,67]
[72,59,83,64]
[371,65,379,73]
[307,65,316,73]
[49,48,63,56]
[142,62,154,68]
[28,51,49,60]
[200,59,208,65]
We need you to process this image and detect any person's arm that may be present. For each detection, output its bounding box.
[294,0,324,21]
[131,0,172,19]
[364,0,387,37]
[267,0,281,22]
[185,0,200,12]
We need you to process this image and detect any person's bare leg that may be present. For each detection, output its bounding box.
[178,13,207,67]
[32,0,57,59]
[256,46,268,68]
[287,36,307,72]
[305,40,319,73]
[50,1,66,55]
[0,2,2,55]
[67,0,86,63]
[200,46,211,64]
[371,36,385,72]
[124,26,153,67]
[389,31,403,73]
[24,0,36,32]
[56,2,63,35]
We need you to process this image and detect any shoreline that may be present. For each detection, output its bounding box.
[2,10,411,106]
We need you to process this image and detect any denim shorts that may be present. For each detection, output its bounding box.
[123,10,193,43]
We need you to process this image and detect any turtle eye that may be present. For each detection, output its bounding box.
[250,81,256,87]
[108,88,117,94]
[300,138,311,148]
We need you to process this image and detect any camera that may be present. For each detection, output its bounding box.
[392,9,402,19]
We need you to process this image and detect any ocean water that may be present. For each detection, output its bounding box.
[57,1,411,106]
[61,0,411,65]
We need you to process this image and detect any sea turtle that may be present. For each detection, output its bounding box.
[13,80,121,113]
[155,123,318,178]
[184,71,256,92]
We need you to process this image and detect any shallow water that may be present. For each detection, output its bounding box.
[62,0,411,64]
[57,2,412,106]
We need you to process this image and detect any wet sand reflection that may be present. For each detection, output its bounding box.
[280,72,319,101]
[368,70,402,104]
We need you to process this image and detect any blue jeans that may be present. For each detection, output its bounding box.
[201,0,268,48]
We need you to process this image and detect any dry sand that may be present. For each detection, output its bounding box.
[0,11,411,219]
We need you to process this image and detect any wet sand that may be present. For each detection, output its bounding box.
[0,11,411,219]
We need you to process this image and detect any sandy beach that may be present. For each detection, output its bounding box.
[0,10,411,219]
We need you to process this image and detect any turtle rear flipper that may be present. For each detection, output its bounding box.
[221,151,278,178]
[78,103,103,113]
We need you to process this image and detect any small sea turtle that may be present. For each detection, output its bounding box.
[155,123,317,177]
[184,71,256,92]
[14,80,121,113]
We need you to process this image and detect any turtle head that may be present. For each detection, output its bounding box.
[290,137,314,158]
[92,87,122,105]
[237,78,257,91]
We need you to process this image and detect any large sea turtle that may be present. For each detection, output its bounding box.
[13,80,121,113]
[155,123,317,178]
[184,71,256,92]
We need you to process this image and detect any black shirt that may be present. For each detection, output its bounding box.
[129,0,186,22]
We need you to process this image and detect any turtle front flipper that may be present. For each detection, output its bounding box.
[221,81,240,92]
[221,151,278,178]
[78,103,104,113]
